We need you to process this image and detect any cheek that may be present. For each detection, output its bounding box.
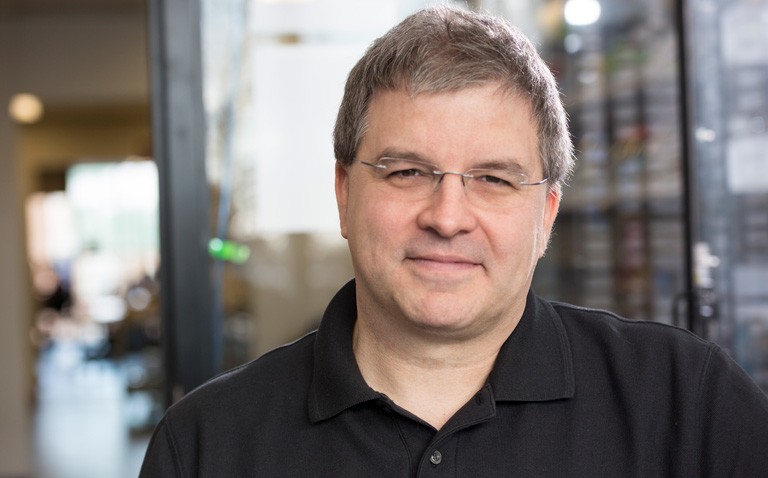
[347,203,413,283]
[346,190,406,251]
[487,207,545,263]
[534,221,548,258]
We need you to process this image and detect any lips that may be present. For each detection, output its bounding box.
[409,253,479,265]
[405,252,483,275]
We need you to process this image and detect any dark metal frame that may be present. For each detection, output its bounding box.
[148,0,218,406]
[674,0,702,337]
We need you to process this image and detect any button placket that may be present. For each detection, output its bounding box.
[418,435,459,476]
[417,387,493,475]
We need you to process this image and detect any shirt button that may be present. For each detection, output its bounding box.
[430,450,443,465]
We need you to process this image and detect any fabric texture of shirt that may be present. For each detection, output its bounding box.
[140,280,768,477]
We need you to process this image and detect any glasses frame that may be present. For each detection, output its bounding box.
[354,157,548,186]
[351,157,549,208]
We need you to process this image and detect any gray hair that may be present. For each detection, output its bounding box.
[333,6,574,193]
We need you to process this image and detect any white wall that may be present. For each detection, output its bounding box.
[10,9,149,106]
[0,8,34,473]
[0,100,33,478]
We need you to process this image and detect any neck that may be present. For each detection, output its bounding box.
[352,313,514,430]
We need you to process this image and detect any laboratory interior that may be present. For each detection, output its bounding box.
[1,0,767,476]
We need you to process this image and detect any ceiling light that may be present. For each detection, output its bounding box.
[564,0,602,27]
[8,93,44,124]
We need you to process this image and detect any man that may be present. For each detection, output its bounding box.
[141,6,768,476]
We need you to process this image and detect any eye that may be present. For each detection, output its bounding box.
[390,168,426,179]
[380,159,434,183]
[474,173,515,188]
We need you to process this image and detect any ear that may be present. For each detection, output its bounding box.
[335,162,350,239]
[538,188,561,258]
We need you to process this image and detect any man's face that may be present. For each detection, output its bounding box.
[335,84,560,340]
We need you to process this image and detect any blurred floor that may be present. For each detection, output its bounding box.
[33,338,158,478]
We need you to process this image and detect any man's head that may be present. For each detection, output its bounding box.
[334,6,574,195]
[333,7,569,341]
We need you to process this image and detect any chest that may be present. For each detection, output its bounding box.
[195,396,696,477]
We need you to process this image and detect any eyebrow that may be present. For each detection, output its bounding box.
[376,147,531,175]
[377,148,429,163]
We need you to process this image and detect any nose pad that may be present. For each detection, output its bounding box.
[419,172,478,237]
[432,171,469,193]
[428,172,475,213]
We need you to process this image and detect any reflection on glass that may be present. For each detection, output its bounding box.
[687,0,768,391]
[507,0,687,325]
[201,0,467,365]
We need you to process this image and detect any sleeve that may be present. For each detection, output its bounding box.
[698,344,768,476]
[139,416,185,478]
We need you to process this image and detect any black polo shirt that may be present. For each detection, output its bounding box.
[140,280,768,477]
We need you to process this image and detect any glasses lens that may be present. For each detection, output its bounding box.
[365,158,544,209]
[377,158,435,191]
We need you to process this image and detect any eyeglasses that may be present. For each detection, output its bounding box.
[353,157,548,209]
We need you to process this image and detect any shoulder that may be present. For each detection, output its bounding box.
[535,297,768,474]
[545,297,767,406]
[544,298,768,401]
[140,332,319,476]
[165,331,317,423]
[549,299,712,356]
[542,299,723,393]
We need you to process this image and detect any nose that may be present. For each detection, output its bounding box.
[415,173,478,238]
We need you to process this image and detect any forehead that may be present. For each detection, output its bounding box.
[360,85,540,172]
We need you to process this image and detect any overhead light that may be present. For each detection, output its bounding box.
[564,0,602,27]
[8,93,44,124]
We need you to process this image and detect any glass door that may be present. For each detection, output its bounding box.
[199,0,470,367]
[683,0,768,392]
[510,0,688,327]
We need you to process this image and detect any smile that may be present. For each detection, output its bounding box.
[406,254,481,272]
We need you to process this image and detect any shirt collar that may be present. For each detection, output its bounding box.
[308,280,574,423]
[308,280,378,423]
[488,289,575,401]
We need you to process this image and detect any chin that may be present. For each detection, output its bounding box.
[403,303,479,335]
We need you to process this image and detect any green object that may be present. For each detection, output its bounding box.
[208,238,250,264]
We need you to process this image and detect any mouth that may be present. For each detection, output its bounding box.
[406,253,482,272]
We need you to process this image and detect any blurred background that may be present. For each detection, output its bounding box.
[1,0,766,476]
